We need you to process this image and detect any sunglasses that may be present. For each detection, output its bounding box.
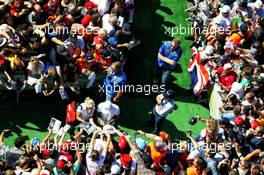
[30,58,39,62]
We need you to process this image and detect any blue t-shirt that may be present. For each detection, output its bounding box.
[104,70,127,95]
[157,41,183,68]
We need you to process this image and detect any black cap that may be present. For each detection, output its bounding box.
[163,89,175,99]
[189,116,197,125]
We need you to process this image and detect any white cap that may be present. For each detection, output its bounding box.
[205,45,214,56]
[223,63,232,70]
[220,5,231,13]
[111,163,121,174]
[187,150,200,160]
[230,82,243,93]
[254,0,263,9]
[1,24,10,32]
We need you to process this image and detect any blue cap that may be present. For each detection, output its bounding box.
[32,137,40,147]
[108,37,118,46]
[218,55,228,63]
[135,138,147,150]
[240,23,248,32]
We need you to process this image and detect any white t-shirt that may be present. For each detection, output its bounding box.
[86,152,106,175]
[155,94,174,117]
[77,103,95,121]
[102,14,115,34]
[97,102,120,123]
[27,61,45,75]
[98,0,111,16]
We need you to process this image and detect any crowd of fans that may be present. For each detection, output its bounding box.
[0,0,264,174]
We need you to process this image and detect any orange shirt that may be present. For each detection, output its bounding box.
[187,167,202,175]
[147,142,167,163]
[228,33,242,47]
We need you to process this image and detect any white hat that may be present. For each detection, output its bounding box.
[111,163,121,174]
[1,24,10,32]
[220,5,231,13]
[187,150,200,160]
[214,17,227,27]
[103,124,115,134]
[254,0,263,9]
[205,45,214,56]
[223,63,232,70]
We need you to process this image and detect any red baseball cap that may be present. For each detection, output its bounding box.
[57,160,67,169]
[81,15,92,27]
[234,116,244,126]
[251,120,260,129]
[85,1,97,9]
[118,136,128,150]
[159,131,170,140]
[120,154,132,167]
[41,149,50,157]
[94,36,104,45]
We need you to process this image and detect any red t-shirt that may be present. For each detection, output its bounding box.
[217,67,237,91]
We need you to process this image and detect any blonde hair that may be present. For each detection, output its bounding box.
[7,54,24,71]
[48,67,56,77]
[85,97,95,108]
[98,28,108,38]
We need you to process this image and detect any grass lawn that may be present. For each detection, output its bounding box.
[0,0,209,146]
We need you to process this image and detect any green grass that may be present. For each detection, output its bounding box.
[0,0,209,146]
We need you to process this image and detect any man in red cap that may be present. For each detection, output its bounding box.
[118,154,137,175]
[53,150,82,175]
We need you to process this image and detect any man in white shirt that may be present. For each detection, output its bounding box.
[86,130,111,175]
[27,56,45,93]
[147,89,175,134]
[90,0,111,16]
[102,13,118,35]
[97,100,120,126]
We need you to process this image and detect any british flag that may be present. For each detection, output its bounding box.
[188,52,212,96]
